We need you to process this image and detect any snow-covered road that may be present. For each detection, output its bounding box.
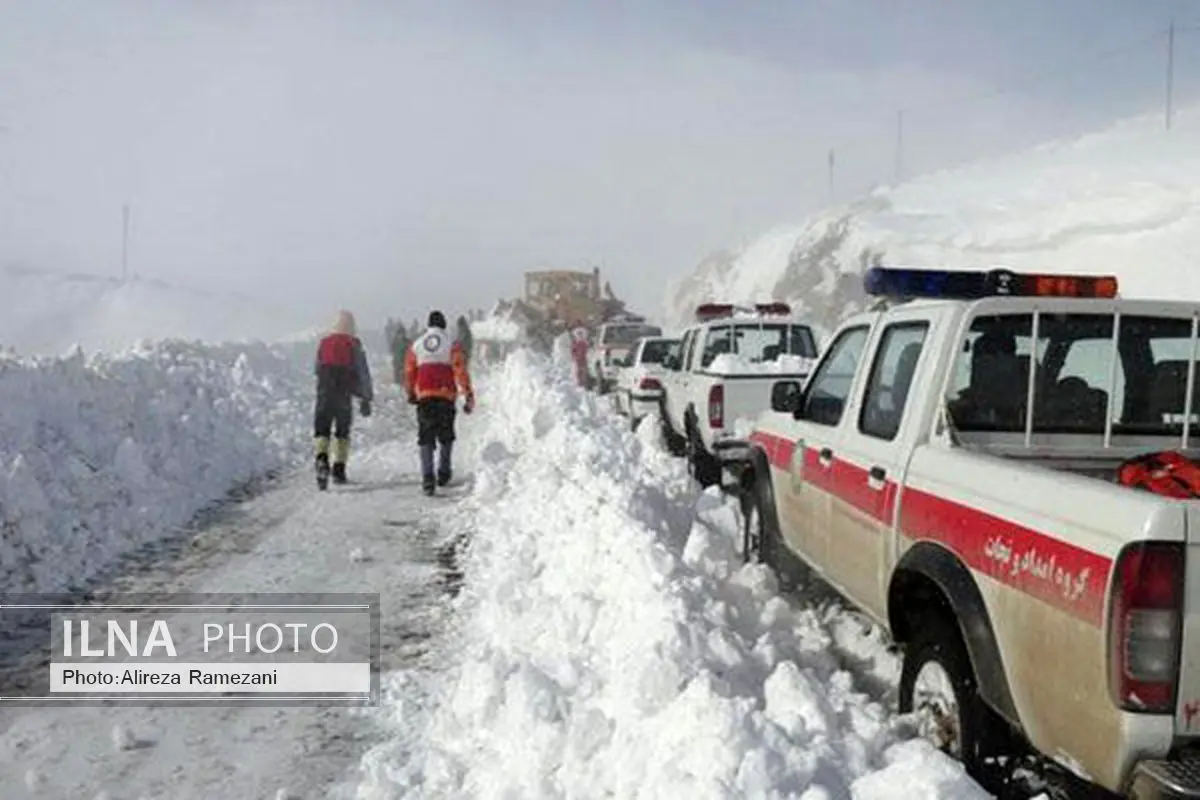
[0,395,463,800]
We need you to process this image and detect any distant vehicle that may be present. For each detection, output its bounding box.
[591,320,664,393]
[612,336,681,428]
[720,265,1200,798]
[658,302,818,486]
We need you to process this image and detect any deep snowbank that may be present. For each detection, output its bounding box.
[667,105,1200,332]
[356,351,987,799]
[0,338,316,592]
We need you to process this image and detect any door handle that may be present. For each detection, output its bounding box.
[869,466,886,481]
[818,447,833,466]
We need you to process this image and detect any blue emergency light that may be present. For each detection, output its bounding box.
[862,267,1118,300]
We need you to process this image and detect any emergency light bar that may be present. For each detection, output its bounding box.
[863,267,1118,300]
[695,302,792,322]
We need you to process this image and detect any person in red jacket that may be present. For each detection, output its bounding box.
[404,310,475,495]
[313,310,373,490]
[570,325,591,388]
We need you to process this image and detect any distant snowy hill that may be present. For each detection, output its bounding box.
[0,265,311,355]
[666,106,1200,338]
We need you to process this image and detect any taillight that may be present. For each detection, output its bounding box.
[708,384,724,429]
[1109,541,1184,713]
[638,377,661,391]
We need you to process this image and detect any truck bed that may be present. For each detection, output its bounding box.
[955,433,1200,484]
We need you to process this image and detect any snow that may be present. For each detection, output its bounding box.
[0,265,309,357]
[0,337,316,592]
[354,351,987,799]
[470,314,523,342]
[708,353,815,376]
[667,104,1200,333]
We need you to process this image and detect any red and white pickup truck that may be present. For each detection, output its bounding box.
[719,266,1200,798]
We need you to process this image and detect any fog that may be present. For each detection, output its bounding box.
[0,0,1187,329]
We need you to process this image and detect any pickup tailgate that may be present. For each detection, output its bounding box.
[714,373,807,432]
[1178,501,1200,737]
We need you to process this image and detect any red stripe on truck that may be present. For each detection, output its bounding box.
[900,486,1110,626]
[748,431,1111,626]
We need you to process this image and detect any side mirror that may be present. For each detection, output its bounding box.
[770,379,804,414]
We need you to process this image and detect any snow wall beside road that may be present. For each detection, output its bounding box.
[0,338,316,593]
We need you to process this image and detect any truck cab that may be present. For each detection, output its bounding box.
[724,266,1200,798]
[591,319,664,393]
[659,302,818,486]
[612,335,681,426]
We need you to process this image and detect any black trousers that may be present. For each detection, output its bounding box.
[314,393,353,440]
[417,398,456,446]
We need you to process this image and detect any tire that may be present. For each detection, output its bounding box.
[898,615,990,775]
[659,402,687,457]
[742,477,765,565]
[686,422,721,488]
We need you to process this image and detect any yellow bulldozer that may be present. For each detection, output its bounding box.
[476,266,643,357]
[521,267,638,338]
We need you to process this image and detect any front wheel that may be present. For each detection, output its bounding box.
[898,617,989,774]
[742,482,764,565]
[686,425,721,488]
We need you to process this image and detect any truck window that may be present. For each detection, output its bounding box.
[699,323,817,367]
[798,326,870,426]
[859,322,929,441]
[734,324,818,361]
[701,326,733,367]
[603,324,662,346]
[640,339,676,364]
[680,330,698,371]
[947,312,1200,438]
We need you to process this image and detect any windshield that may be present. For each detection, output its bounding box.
[640,339,678,364]
[603,324,663,346]
[948,311,1200,439]
[699,323,817,367]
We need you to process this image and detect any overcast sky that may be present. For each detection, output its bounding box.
[0,0,1193,328]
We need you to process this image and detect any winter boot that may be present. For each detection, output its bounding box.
[422,476,436,496]
[315,452,330,491]
[331,438,350,484]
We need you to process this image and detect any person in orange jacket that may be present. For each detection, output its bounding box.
[405,310,475,495]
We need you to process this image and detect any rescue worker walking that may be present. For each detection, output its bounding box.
[313,310,373,490]
[570,325,591,388]
[456,315,474,365]
[405,310,475,496]
[390,322,410,389]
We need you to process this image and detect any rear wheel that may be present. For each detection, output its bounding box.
[899,615,988,774]
[742,480,765,564]
[686,423,721,487]
[659,402,687,457]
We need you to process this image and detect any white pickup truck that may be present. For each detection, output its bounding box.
[659,302,818,487]
[612,335,681,428]
[719,266,1200,798]
[590,319,664,394]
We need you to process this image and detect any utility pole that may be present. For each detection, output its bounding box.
[828,148,835,202]
[1167,20,1176,131]
[895,110,904,184]
[122,204,130,282]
